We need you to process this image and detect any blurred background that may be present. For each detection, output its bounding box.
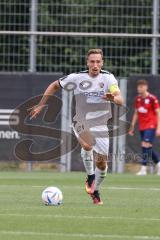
[0,0,160,173]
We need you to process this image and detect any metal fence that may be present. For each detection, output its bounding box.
[0,1,160,172]
[0,0,159,77]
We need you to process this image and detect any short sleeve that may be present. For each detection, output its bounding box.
[58,73,77,89]
[107,74,120,94]
[152,96,159,109]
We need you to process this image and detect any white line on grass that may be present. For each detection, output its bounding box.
[33,185,160,192]
[0,230,160,239]
[0,213,160,222]
[0,185,160,192]
[108,187,160,191]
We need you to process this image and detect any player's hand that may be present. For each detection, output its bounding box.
[156,129,160,137]
[128,126,134,136]
[102,93,114,102]
[28,105,45,120]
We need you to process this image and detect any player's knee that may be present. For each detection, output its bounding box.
[141,141,152,148]
[81,143,92,151]
[96,156,107,171]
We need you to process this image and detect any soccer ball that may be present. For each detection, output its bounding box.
[41,187,63,206]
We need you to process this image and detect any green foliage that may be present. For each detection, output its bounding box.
[0,1,154,75]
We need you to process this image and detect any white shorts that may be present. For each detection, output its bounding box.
[72,123,109,156]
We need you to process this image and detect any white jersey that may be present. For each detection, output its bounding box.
[59,70,119,155]
[59,70,118,124]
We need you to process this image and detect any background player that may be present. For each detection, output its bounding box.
[129,80,160,175]
[29,49,123,204]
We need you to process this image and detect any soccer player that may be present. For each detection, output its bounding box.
[29,49,123,205]
[129,80,160,175]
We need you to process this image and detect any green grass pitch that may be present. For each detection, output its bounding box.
[0,171,160,240]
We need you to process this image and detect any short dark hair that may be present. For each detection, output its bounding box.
[137,79,148,86]
[87,49,103,59]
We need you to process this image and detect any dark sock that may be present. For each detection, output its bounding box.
[142,147,152,166]
[87,174,95,185]
[152,150,160,164]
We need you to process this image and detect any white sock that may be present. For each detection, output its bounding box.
[141,166,147,172]
[157,162,160,174]
[157,162,160,168]
[81,148,94,175]
[95,166,108,191]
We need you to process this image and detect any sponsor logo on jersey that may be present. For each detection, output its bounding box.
[138,107,148,113]
[79,81,91,89]
[83,91,105,97]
